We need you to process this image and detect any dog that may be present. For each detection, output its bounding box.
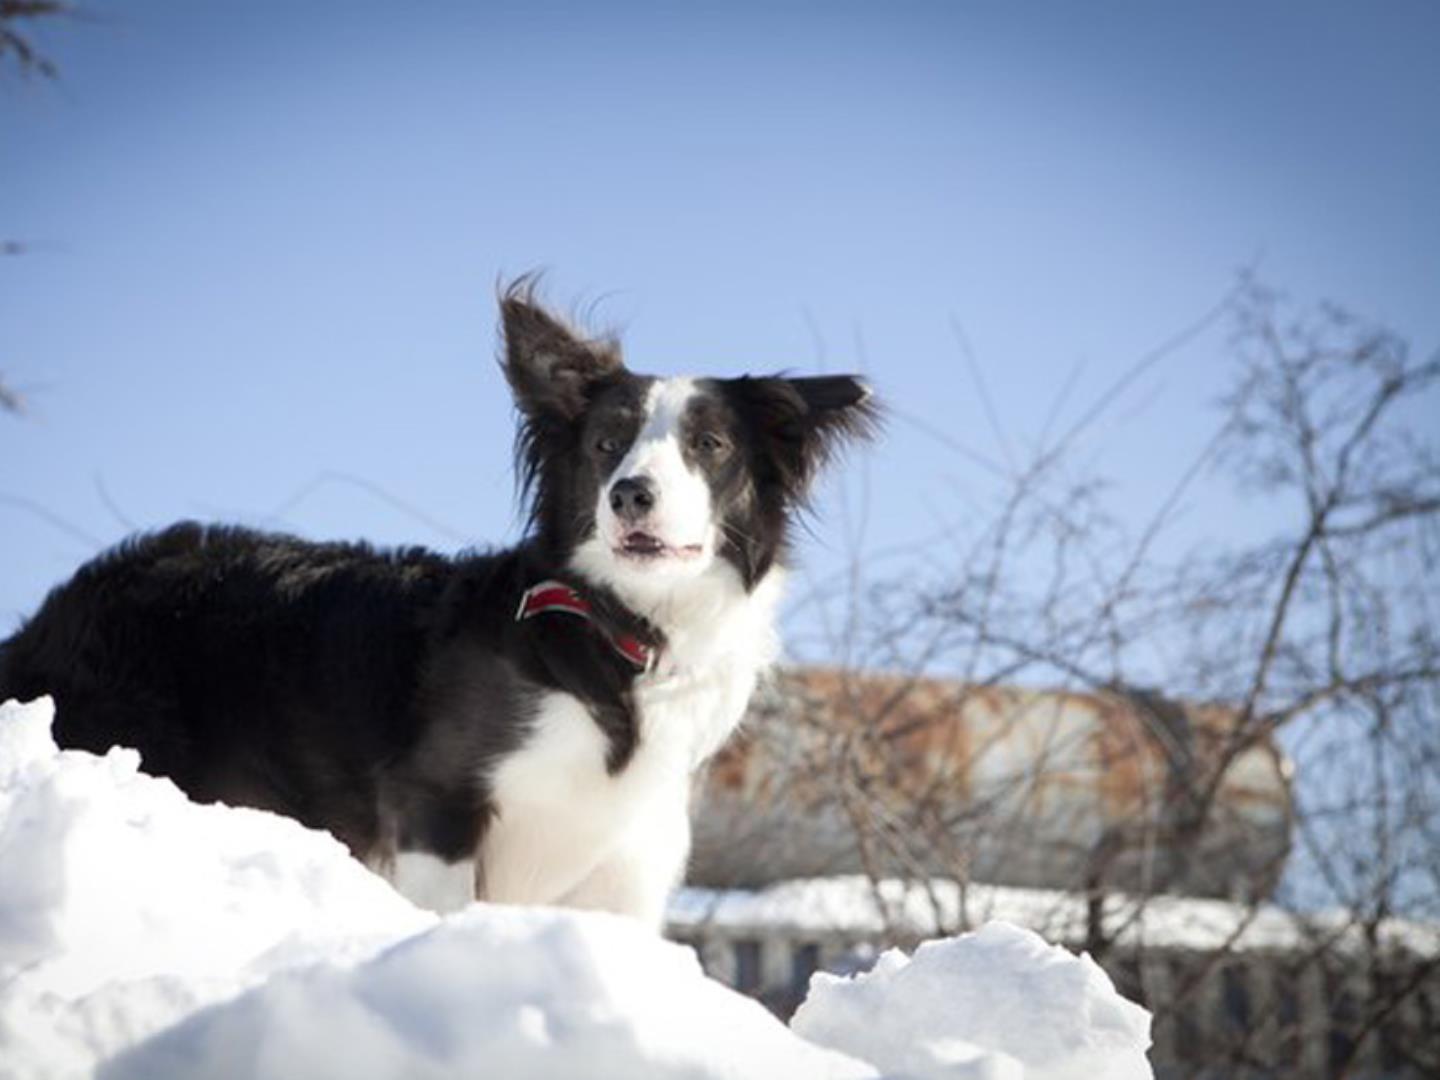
[0,281,876,925]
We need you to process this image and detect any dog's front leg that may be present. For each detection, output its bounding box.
[558,781,692,929]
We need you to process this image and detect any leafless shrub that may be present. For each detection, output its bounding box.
[0,1,72,79]
[720,278,1439,1076]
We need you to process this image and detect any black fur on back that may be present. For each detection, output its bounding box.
[0,284,878,869]
[0,523,659,861]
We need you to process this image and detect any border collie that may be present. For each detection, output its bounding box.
[0,281,876,925]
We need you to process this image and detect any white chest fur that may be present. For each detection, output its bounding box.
[478,565,784,919]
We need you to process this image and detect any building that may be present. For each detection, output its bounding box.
[675,668,1437,1079]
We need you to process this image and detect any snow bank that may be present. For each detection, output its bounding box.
[1,696,1153,1080]
[0,696,433,1077]
[792,922,1152,1080]
[0,698,432,999]
[105,907,872,1080]
[0,698,869,1080]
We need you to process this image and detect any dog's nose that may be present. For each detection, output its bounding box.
[609,476,657,522]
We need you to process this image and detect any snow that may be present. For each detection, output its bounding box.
[671,874,1440,958]
[0,705,432,999]
[792,923,1152,1080]
[104,907,876,1080]
[0,696,435,1077]
[1,696,1155,1079]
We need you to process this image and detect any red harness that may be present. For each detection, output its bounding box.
[514,580,657,672]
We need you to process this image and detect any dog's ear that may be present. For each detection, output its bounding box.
[737,374,880,500]
[501,290,624,420]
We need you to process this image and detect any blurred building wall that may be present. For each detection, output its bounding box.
[690,668,1292,900]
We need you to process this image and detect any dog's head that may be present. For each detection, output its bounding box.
[501,283,878,606]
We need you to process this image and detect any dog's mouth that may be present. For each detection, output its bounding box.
[616,531,704,562]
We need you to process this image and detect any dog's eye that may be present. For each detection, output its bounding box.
[595,435,623,455]
[693,432,728,456]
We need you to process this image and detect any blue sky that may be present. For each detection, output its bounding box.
[3,0,1438,655]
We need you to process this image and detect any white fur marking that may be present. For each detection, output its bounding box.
[618,378,713,548]
[481,564,787,923]
[481,691,692,911]
[582,379,717,584]
[572,376,740,610]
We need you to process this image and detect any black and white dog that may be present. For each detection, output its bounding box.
[0,282,876,925]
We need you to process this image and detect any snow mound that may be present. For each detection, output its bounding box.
[0,697,435,1077]
[1,696,1151,1079]
[0,698,870,1079]
[0,698,432,1000]
[791,921,1153,1080]
[105,907,873,1080]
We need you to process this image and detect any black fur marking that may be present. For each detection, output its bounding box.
[695,375,881,589]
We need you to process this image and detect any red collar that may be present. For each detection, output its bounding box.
[515,579,657,672]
